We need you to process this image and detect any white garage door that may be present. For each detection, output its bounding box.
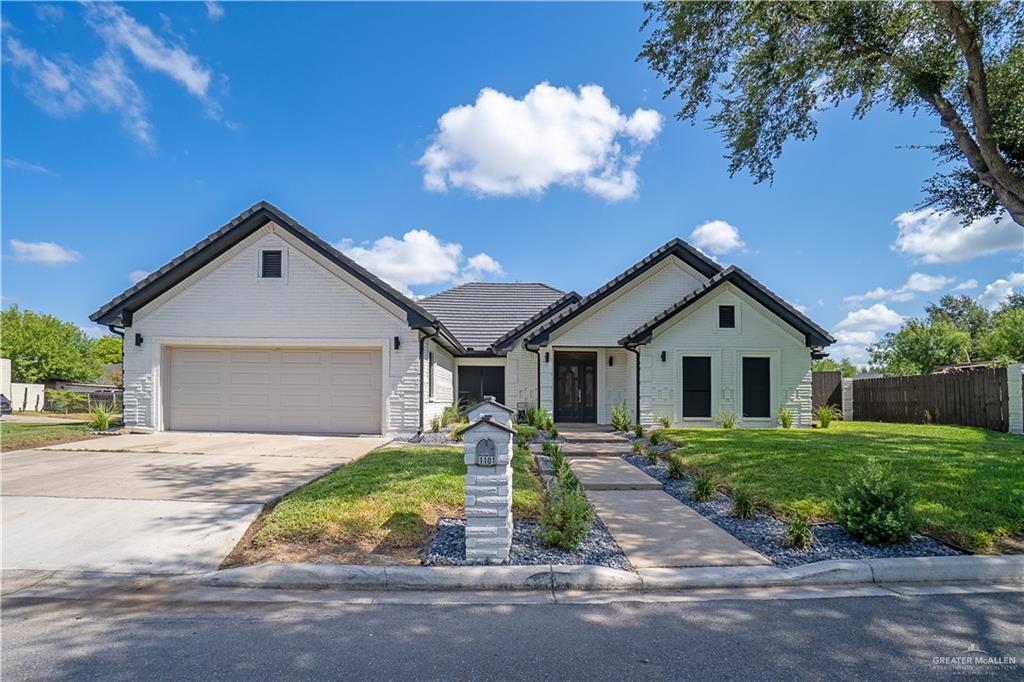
[167,347,382,434]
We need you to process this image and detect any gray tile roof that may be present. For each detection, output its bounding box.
[419,282,566,350]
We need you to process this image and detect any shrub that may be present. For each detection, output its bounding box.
[634,423,644,438]
[610,402,631,432]
[692,471,717,501]
[548,424,560,439]
[784,514,813,550]
[528,407,553,430]
[649,429,665,446]
[538,487,594,550]
[515,424,539,445]
[832,459,919,546]
[88,402,119,430]
[645,447,660,465]
[732,488,756,520]
[816,404,840,428]
[542,440,558,457]
[778,408,793,429]
[666,454,687,480]
[658,414,671,429]
[718,411,737,429]
[546,444,565,471]
[440,398,466,427]
[46,389,87,414]
[632,441,644,455]
[430,416,441,433]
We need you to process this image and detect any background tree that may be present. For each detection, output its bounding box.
[869,318,971,375]
[978,307,1024,362]
[812,357,858,377]
[640,1,1024,226]
[924,294,991,359]
[0,307,101,383]
[91,335,123,366]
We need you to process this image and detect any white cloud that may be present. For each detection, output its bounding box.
[4,6,221,145]
[844,272,953,304]
[9,239,80,265]
[689,220,745,255]
[129,269,150,284]
[419,82,662,202]
[84,3,211,98]
[79,324,107,340]
[835,304,905,332]
[830,303,905,367]
[978,272,1024,310]
[34,4,64,22]
[793,303,808,314]
[3,157,59,177]
[952,279,978,291]
[892,208,1023,263]
[336,230,504,296]
[205,1,225,22]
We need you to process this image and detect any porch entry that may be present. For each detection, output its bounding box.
[554,351,597,423]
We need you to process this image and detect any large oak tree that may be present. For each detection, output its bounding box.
[640,1,1024,226]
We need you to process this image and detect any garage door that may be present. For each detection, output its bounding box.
[167,347,382,434]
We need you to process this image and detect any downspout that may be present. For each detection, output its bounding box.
[525,343,542,409]
[626,345,641,425]
[418,326,440,435]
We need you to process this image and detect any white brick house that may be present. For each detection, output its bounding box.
[91,201,834,436]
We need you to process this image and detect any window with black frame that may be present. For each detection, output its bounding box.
[457,366,505,405]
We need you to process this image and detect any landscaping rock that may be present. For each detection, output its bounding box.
[423,518,631,571]
[621,454,963,568]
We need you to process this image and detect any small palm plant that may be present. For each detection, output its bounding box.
[777,408,793,429]
[692,471,717,501]
[88,402,119,430]
[718,411,737,429]
[784,514,813,550]
[658,414,671,429]
[816,404,840,428]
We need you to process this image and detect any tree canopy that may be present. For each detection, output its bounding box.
[812,357,858,377]
[91,335,123,366]
[869,295,1023,374]
[640,1,1024,226]
[0,307,111,384]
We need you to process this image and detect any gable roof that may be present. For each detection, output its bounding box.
[525,238,723,346]
[89,201,465,353]
[419,282,567,351]
[490,290,582,351]
[618,266,835,348]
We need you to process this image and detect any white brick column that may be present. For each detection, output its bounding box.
[462,415,515,564]
[1007,364,1023,435]
[841,378,854,422]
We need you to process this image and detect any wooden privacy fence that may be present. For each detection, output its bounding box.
[851,367,1010,432]
[812,371,843,411]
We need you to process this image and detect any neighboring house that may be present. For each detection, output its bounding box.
[1,357,46,413]
[90,201,834,436]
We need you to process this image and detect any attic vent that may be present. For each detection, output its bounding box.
[719,305,736,329]
[261,250,283,278]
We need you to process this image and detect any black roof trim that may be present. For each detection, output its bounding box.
[90,201,465,353]
[526,238,723,346]
[490,291,582,351]
[618,266,835,348]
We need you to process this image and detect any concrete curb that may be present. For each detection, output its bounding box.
[188,555,1024,592]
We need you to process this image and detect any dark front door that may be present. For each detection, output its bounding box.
[554,352,597,422]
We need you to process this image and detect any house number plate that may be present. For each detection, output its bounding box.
[475,438,497,466]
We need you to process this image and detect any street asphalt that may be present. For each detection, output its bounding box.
[2,587,1021,680]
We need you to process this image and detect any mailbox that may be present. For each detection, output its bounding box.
[475,438,497,466]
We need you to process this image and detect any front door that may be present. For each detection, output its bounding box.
[554,351,597,422]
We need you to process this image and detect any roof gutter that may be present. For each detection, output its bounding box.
[418,325,440,435]
[524,341,542,410]
[625,344,641,425]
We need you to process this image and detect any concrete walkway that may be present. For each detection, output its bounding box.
[559,428,770,569]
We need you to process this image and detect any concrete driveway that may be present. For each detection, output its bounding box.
[1,432,388,574]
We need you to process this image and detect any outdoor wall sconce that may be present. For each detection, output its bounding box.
[135,333,144,347]
[608,356,614,367]
[544,352,550,363]
[660,350,667,362]
[394,336,401,350]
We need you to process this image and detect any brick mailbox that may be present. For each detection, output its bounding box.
[461,413,516,563]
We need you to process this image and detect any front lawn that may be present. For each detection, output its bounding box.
[0,422,97,451]
[660,421,1024,553]
[227,445,542,566]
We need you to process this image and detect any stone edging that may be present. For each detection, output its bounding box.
[196,555,1023,592]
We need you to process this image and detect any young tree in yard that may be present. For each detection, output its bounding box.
[812,357,858,377]
[0,307,101,383]
[640,1,1024,227]
[91,335,123,365]
[869,318,971,375]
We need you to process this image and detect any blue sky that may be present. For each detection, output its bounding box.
[3,2,1022,365]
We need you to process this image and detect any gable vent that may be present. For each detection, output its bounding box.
[719,305,736,328]
[261,250,283,278]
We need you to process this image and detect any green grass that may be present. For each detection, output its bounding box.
[0,422,95,451]
[661,421,1024,552]
[252,445,542,550]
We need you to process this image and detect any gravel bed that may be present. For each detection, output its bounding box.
[622,454,963,568]
[423,518,631,569]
